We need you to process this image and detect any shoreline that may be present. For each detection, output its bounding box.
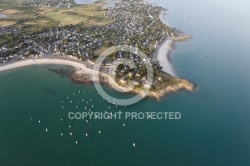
[0,3,195,101]
[0,58,85,73]
[156,8,192,77]
[159,10,170,27]
[0,58,152,94]
[155,8,176,77]
[155,39,176,77]
[0,58,196,100]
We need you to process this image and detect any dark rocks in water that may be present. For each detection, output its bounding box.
[70,71,108,85]
[48,68,73,78]
[70,71,93,84]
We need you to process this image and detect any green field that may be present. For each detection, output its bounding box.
[0,1,113,29]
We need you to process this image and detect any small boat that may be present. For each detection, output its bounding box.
[61,118,63,121]
[45,128,48,132]
[61,133,63,136]
[69,125,71,128]
[123,124,126,127]
[39,120,41,123]
[133,143,136,147]
[99,130,101,134]
[76,141,78,144]
[70,132,73,136]
[85,133,88,137]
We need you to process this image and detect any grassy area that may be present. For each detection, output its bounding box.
[0,0,22,8]
[74,4,106,18]
[94,46,112,56]
[45,3,111,26]
[0,1,112,28]
[46,10,89,26]
[0,1,113,47]
[84,18,113,27]
[24,17,58,27]
[1,9,21,14]
[35,7,54,16]
[0,20,16,27]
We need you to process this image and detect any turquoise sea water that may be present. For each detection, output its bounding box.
[1,0,250,165]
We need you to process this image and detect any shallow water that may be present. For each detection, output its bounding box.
[0,0,250,165]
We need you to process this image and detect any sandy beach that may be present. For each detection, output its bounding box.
[155,39,176,76]
[0,58,105,84]
[0,58,137,94]
[155,10,176,77]
[0,58,87,73]
[0,57,195,100]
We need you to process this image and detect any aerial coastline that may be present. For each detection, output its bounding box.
[0,57,195,100]
[1,0,250,165]
[156,9,175,76]
[0,0,195,100]
[155,9,192,77]
[155,39,175,76]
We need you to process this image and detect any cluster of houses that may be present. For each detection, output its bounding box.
[114,56,153,89]
[0,0,173,64]
[0,0,174,89]
[0,27,20,36]
[0,26,104,63]
[105,0,172,57]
